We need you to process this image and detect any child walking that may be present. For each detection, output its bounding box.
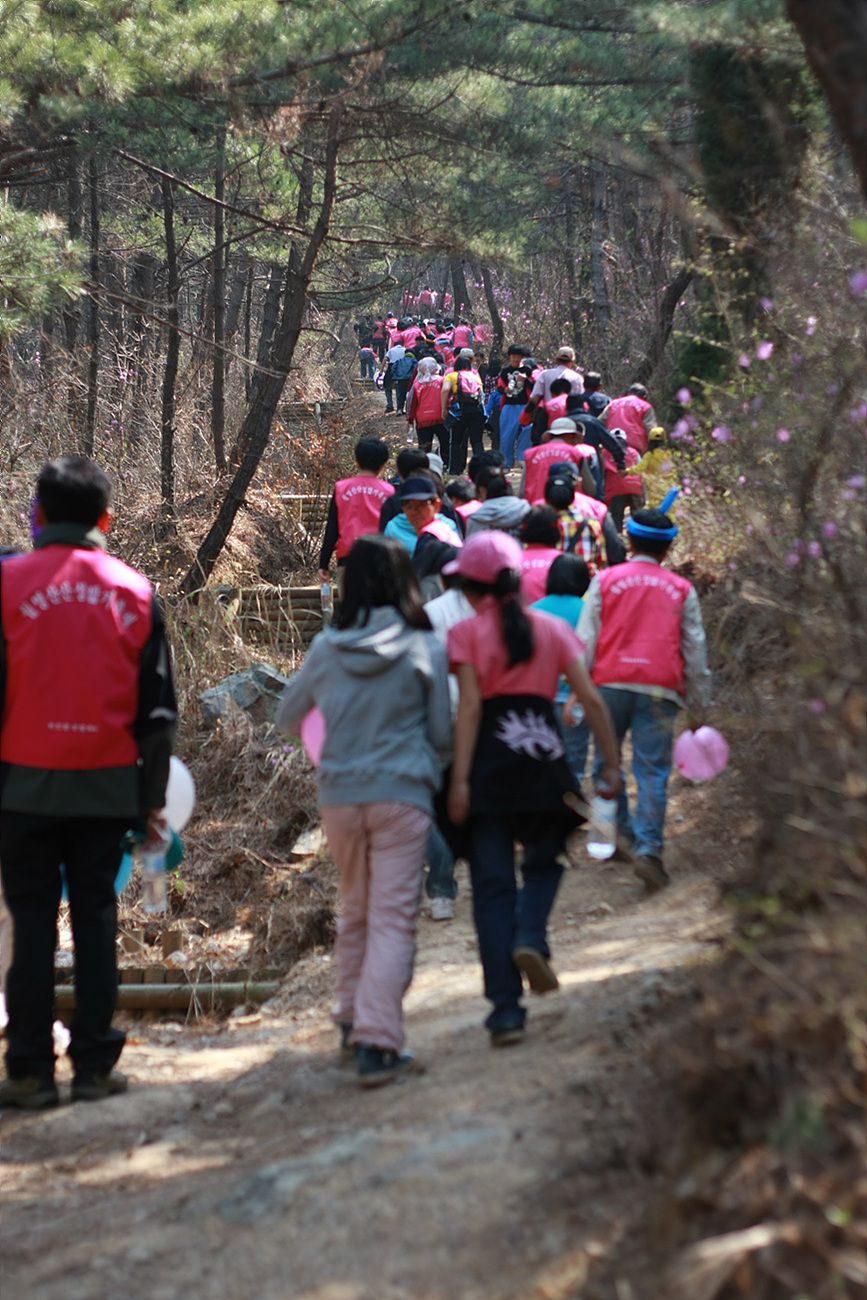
[576,506,712,891]
[277,536,451,1088]
[444,532,620,1046]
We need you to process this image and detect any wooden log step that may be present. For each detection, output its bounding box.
[56,982,281,1011]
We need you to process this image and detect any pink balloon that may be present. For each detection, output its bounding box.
[300,707,326,766]
[674,726,729,781]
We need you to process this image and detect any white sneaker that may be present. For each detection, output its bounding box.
[428,896,455,921]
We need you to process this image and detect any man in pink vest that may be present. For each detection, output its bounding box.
[575,504,711,892]
[521,417,597,503]
[606,383,657,455]
[318,439,394,595]
[0,456,177,1108]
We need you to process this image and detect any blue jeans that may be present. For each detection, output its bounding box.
[591,688,678,857]
[468,816,564,1031]
[359,349,375,379]
[425,823,457,900]
[556,707,589,792]
[499,404,524,468]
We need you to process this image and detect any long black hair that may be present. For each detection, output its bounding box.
[461,568,534,667]
[336,534,431,631]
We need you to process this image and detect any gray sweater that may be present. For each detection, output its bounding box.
[276,607,451,813]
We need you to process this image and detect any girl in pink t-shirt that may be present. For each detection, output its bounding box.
[443,532,619,1046]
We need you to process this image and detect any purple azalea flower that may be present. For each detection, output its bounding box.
[711,426,733,442]
[756,341,773,360]
[849,270,867,297]
[676,387,692,404]
[777,429,791,442]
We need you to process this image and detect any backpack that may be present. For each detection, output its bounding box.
[451,371,483,418]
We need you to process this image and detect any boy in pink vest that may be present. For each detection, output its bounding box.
[0,456,177,1108]
[318,439,394,595]
[575,505,711,892]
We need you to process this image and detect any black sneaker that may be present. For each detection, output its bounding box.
[512,945,559,994]
[355,1045,415,1089]
[489,1023,525,1048]
[634,855,671,893]
[0,1075,59,1110]
[71,1069,128,1102]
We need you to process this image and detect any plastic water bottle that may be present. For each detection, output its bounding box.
[139,829,170,913]
[586,795,617,860]
[320,582,333,618]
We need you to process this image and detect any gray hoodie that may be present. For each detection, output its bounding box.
[465,496,531,539]
[276,607,451,812]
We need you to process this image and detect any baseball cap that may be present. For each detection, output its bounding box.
[548,417,578,437]
[555,346,576,363]
[399,476,438,501]
[442,530,524,582]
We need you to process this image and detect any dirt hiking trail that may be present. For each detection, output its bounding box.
[0,770,751,1300]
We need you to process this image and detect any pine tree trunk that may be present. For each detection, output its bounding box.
[450,260,473,317]
[562,171,583,351]
[632,268,694,385]
[180,107,343,597]
[590,167,610,335]
[786,0,867,197]
[480,265,505,355]
[63,155,83,432]
[160,175,180,508]
[83,154,100,456]
[212,123,227,473]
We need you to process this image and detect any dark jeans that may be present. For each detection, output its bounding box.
[383,370,394,410]
[609,493,644,532]
[591,688,678,856]
[0,812,128,1079]
[395,377,413,414]
[359,348,375,379]
[557,708,590,793]
[447,411,486,474]
[468,815,564,1031]
[417,422,449,460]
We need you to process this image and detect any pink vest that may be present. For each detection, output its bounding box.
[519,545,563,603]
[419,290,433,308]
[531,491,607,523]
[422,518,463,547]
[592,563,692,694]
[402,326,424,348]
[453,324,472,348]
[607,395,651,453]
[456,499,482,520]
[334,476,395,559]
[523,442,587,503]
[1,546,153,769]
[604,446,642,500]
[411,377,444,426]
[545,393,569,425]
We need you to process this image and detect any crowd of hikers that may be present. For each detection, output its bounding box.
[0,332,712,1106]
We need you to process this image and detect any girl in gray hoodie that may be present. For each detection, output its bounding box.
[277,536,451,1088]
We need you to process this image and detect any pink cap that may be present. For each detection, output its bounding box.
[442,530,524,582]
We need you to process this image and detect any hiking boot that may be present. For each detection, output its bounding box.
[355,1045,416,1089]
[71,1070,128,1102]
[428,896,455,921]
[634,855,671,893]
[489,1023,525,1048]
[512,945,559,994]
[0,1075,59,1110]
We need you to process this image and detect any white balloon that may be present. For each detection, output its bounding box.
[165,755,196,832]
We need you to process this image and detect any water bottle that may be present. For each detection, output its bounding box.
[586,794,617,860]
[320,581,333,618]
[139,828,170,913]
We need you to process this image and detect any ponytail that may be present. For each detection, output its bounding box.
[463,568,535,667]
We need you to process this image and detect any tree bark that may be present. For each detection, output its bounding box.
[590,167,610,335]
[160,175,180,508]
[786,0,867,198]
[180,106,343,597]
[632,267,694,386]
[63,154,83,431]
[450,259,473,317]
[480,265,505,355]
[562,170,583,351]
[83,154,100,456]
[211,123,227,473]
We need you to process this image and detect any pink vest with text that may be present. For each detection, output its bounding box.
[335,476,395,559]
[607,395,651,453]
[523,442,587,503]
[1,545,153,769]
[519,545,563,604]
[592,563,692,695]
[411,376,445,426]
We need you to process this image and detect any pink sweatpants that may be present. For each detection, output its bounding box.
[321,801,430,1052]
